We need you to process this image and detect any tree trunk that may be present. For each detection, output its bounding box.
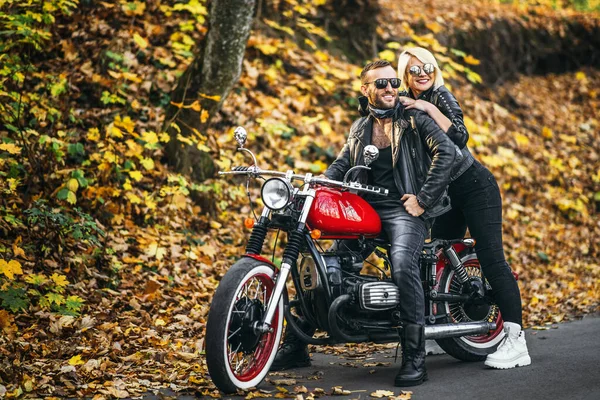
[163,0,256,182]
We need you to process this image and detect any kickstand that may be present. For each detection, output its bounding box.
[393,326,404,363]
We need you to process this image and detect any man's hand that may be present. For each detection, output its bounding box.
[401,194,425,217]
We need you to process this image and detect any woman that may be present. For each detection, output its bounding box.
[397,47,531,369]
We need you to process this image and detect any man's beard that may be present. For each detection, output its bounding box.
[371,92,398,109]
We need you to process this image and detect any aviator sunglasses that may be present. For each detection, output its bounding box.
[363,78,401,89]
[409,63,435,76]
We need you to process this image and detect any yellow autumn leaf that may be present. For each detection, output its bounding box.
[254,43,278,55]
[123,178,133,191]
[110,125,124,138]
[122,71,142,83]
[304,38,317,50]
[140,157,155,170]
[146,242,167,260]
[426,21,443,33]
[172,193,187,209]
[0,259,23,280]
[159,132,170,142]
[378,49,396,62]
[144,194,157,210]
[514,132,530,147]
[126,192,142,204]
[463,55,481,65]
[559,134,577,144]
[177,134,194,146]
[141,131,159,145]
[200,109,209,123]
[87,127,100,141]
[66,178,79,192]
[51,273,69,287]
[115,115,135,134]
[68,354,85,365]
[542,126,553,139]
[575,71,586,81]
[128,170,143,182]
[0,143,22,155]
[199,93,221,102]
[13,237,26,259]
[133,33,148,49]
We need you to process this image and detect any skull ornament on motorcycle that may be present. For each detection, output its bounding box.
[205,128,507,393]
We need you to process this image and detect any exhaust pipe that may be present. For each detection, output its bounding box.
[425,321,497,340]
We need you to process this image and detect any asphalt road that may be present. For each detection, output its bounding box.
[165,314,600,400]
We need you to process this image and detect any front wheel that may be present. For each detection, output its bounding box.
[435,250,505,361]
[205,257,284,393]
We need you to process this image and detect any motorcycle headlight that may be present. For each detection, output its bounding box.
[261,178,293,210]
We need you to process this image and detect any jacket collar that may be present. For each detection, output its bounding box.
[408,86,435,101]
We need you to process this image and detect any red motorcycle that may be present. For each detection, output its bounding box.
[205,127,506,393]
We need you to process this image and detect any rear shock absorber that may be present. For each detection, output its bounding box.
[443,245,469,285]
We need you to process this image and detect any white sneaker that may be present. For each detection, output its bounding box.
[485,322,531,369]
[425,340,445,355]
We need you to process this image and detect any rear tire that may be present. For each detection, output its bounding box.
[206,257,284,393]
[435,250,505,361]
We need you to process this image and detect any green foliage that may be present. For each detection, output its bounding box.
[24,200,105,249]
[0,286,28,312]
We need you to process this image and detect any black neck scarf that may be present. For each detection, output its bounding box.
[368,101,400,120]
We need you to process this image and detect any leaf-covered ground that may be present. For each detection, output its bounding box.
[0,0,599,398]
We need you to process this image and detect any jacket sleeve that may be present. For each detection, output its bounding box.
[435,87,469,149]
[324,139,351,181]
[414,111,456,209]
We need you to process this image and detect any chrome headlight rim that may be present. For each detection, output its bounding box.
[260,177,293,210]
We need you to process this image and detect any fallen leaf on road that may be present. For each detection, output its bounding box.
[331,386,351,395]
[371,390,395,398]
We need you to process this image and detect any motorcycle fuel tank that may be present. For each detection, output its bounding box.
[307,187,381,239]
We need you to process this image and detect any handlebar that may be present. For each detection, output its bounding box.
[219,166,389,197]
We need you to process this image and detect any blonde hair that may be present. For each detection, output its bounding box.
[397,47,444,92]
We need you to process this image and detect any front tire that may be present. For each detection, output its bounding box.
[435,250,505,361]
[206,257,284,393]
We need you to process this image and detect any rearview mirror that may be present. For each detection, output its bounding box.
[234,126,247,148]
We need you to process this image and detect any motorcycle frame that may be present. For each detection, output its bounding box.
[247,185,479,344]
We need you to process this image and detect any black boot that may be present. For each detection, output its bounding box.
[394,324,428,387]
[270,320,314,371]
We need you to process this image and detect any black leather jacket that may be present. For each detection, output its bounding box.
[407,86,474,181]
[325,105,455,219]
[358,86,474,181]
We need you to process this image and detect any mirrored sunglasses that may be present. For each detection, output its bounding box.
[364,78,401,89]
[408,63,435,76]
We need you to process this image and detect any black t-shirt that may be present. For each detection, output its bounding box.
[365,146,403,208]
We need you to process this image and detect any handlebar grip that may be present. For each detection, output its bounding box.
[360,184,389,196]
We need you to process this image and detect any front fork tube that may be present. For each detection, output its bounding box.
[254,187,316,334]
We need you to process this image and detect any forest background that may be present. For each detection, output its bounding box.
[0,0,599,398]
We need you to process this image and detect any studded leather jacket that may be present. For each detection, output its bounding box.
[406,86,474,181]
[325,105,456,219]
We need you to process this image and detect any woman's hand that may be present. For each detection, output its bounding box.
[400,97,430,113]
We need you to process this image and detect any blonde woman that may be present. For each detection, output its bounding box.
[397,47,531,370]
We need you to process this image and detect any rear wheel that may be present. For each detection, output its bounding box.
[206,258,284,393]
[435,250,505,361]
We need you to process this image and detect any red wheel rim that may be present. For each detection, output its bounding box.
[445,259,504,344]
[226,272,280,383]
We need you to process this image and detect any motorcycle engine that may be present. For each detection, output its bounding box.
[357,282,400,310]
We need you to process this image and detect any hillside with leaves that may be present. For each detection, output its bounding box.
[0,0,599,398]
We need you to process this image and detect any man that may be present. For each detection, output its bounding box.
[272,60,456,387]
